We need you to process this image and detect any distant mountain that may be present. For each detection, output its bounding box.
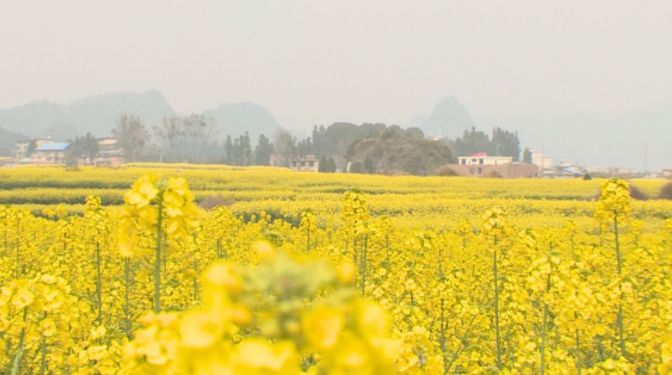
[417,96,475,139]
[0,128,29,156]
[202,102,280,142]
[0,90,174,140]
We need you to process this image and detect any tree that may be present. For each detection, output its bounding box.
[154,116,182,162]
[26,140,37,158]
[491,128,521,161]
[65,133,99,166]
[112,114,149,162]
[346,134,454,176]
[448,126,521,160]
[318,155,337,172]
[523,148,533,164]
[182,114,216,163]
[449,127,491,156]
[404,127,425,139]
[154,114,216,163]
[241,132,252,166]
[254,134,274,165]
[273,128,296,167]
[223,135,233,164]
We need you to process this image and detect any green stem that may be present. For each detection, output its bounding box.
[39,335,47,375]
[439,298,449,375]
[574,316,581,375]
[385,232,390,266]
[493,236,503,371]
[540,274,551,375]
[360,234,368,296]
[613,213,627,358]
[153,198,164,313]
[124,257,132,338]
[15,216,20,278]
[10,308,27,375]
[95,241,103,322]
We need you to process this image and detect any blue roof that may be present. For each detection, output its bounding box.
[36,142,70,152]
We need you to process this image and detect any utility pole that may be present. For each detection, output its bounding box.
[643,143,648,174]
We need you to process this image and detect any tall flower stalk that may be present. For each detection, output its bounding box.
[482,208,507,371]
[342,190,370,296]
[596,178,632,359]
[119,175,198,313]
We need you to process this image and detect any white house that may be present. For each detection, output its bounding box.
[16,139,53,161]
[531,151,553,169]
[288,154,320,172]
[458,152,513,166]
[94,138,125,166]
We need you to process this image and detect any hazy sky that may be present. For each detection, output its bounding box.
[1,0,671,131]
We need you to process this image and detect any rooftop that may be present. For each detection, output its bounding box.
[459,153,513,159]
[98,139,119,146]
[36,142,70,152]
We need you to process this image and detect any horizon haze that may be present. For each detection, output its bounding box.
[1,0,671,170]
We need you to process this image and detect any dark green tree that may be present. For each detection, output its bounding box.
[523,148,533,164]
[26,140,37,157]
[254,134,274,165]
[113,114,149,162]
[65,133,99,166]
[223,135,233,164]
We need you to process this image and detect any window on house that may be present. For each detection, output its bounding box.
[479,159,484,165]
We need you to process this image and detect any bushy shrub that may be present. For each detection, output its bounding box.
[435,165,459,177]
[659,182,672,200]
[629,185,649,201]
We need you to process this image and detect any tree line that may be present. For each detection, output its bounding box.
[64,114,524,175]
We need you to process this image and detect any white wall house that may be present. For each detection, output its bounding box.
[288,154,320,172]
[531,151,553,169]
[458,152,513,166]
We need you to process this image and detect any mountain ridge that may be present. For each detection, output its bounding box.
[0,91,281,143]
[417,96,475,139]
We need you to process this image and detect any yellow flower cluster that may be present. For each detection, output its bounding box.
[119,175,199,257]
[0,275,117,373]
[342,189,369,237]
[0,168,671,374]
[481,207,508,239]
[596,177,632,224]
[123,245,399,374]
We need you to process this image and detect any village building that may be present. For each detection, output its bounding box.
[15,139,54,162]
[30,142,70,164]
[14,138,124,166]
[93,138,125,166]
[442,152,538,178]
[269,153,286,168]
[458,152,513,166]
[288,154,320,172]
[531,151,554,170]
